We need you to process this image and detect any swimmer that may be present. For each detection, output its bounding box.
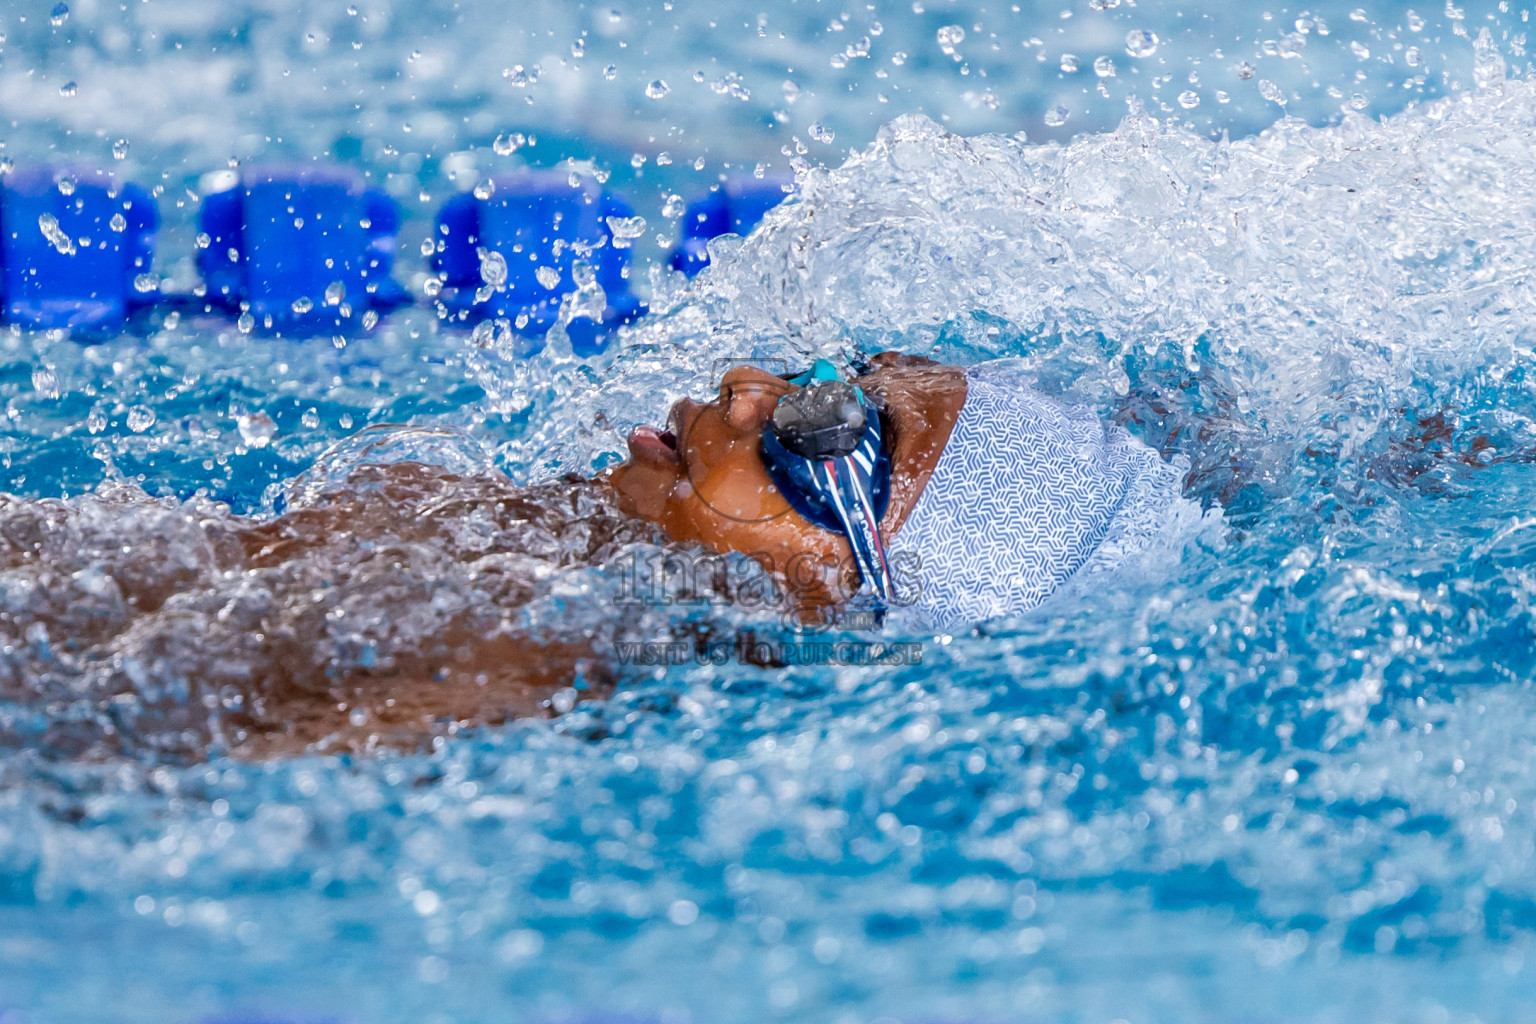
[0,351,1495,759]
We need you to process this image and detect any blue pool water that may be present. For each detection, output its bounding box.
[3,2,1536,1022]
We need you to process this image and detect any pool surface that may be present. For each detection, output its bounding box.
[2,2,1536,1022]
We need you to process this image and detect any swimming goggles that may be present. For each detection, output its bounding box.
[759,359,893,612]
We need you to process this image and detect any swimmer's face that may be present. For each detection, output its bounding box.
[608,365,832,559]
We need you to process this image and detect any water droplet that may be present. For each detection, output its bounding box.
[571,38,586,58]
[126,406,156,433]
[324,281,346,306]
[420,237,437,258]
[361,310,379,330]
[237,411,276,448]
[1125,30,1159,58]
[492,132,525,156]
[301,408,320,430]
[1348,8,1369,22]
[1350,40,1371,60]
[662,193,686,218]
[1258,79,1287,104]
[58,81,77,98]
[1349,92,1369,110]
[504,65,535,87]
[195,232,211,249]
[479,249,508,287]
[1405,46,1421,67]
[1473,28,1506,89]
[1088,0,1120,9]
[1237,61,1256,80]
[1059,54,1080,73]
[291,296,315,314]
[473,319,516,350]
[38,214,75,255]
[1178,90,1201,109]
[32,367,59,399]
[936,24,965,57]
[422,277,443,298]
[86,410,106,434]
[49,3,68,26]
[1043,105,1069,127]
[603,64,618,80]
[535,266,561,290]
[112,139,129,160]
[1094,55,1117,78]
[645,79,670,99]
[347,4,358,13]
[1407,12,1426,31]
[133,274,158,294]
[605,214,647,248]
[109,213,127,232]
[473,178,495,200]
[808,121,835,143]
[237,312,255,333]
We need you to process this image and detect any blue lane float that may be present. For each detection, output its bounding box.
[0,167,158,332]
[197,164,410,334]
[669,174,794,277]
[432,170,645,356]
[2,160,797,348]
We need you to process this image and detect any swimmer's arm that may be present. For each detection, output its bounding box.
[209,464,627,758]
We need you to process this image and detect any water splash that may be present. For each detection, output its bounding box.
[36,213,75,255]
[2,18,1536,1024]
[605,70,1536,502]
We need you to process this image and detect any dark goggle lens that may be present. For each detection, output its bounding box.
[769,380,868,460]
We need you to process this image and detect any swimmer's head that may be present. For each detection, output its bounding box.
[608,364,820,559]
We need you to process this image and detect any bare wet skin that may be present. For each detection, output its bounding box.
[0,464,660,761]
[0,354,968,763]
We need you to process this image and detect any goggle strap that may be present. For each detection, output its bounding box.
[767,359,892,619]
[813,451,893,607]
